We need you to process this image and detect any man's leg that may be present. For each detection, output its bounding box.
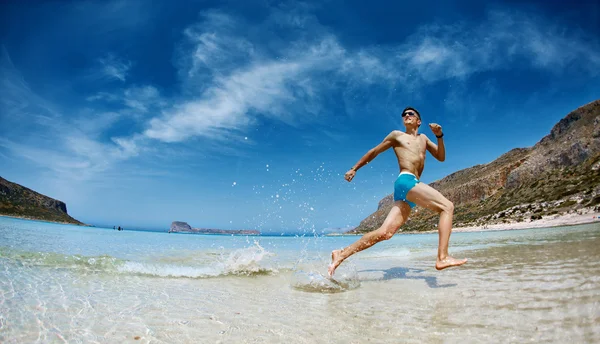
[328,201,411,277]
[406,183,467,270]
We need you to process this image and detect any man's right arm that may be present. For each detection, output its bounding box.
[350,131,397,172]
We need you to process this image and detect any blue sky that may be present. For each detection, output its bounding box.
[1,0,599,233]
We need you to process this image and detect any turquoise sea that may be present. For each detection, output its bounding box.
[0,216,599,343]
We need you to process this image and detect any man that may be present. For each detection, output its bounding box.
[328,107,467,277]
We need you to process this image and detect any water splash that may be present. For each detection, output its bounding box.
[221,240,275,275]
[291,268,360,293]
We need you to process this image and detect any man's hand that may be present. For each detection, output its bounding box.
[429,123,443,137]
[344,169,356,182]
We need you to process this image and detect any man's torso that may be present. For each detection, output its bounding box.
[390,131,427,178]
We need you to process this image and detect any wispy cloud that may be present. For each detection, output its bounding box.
[0,128,142,182]
[142,8,600,144]
[88,85,165,115]
[143,11,344,143]
[0,46,62,123]
[0,49,139,180]
[340,9,600,90]
[123,86,164,113]
[3,6,600,182]
[182,11,257,80]
[97,53,132,82]
[145,42,343,142]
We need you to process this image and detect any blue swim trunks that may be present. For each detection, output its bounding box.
[393,172,420,208]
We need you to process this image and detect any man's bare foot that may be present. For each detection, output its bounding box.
[435,256,468,270]
[327,249,343,277]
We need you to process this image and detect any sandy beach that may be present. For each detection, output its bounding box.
[330,209,600,236]
[453,210,600,233]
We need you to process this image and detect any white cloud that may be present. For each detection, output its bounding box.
[0,130,141,182]
[183,11,257,80]
[136,8,600,144]
[3,7,600,182]
[0,49,140,180]
[112,135,142,158]
[87,85,165,119]
[72,110,121,136]
[406,10,599,78]
[123,85,163,113]
[145,14,345,143]
[86,92,117,102]
[97,53,132,82]
[0,46,62,122]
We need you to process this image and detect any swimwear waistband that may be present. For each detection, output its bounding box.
[399,171,416,177]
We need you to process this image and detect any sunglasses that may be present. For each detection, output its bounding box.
[402,112,419,119]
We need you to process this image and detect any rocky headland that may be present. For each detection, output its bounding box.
[0,176,84,225]
[169,221,260,235]
[347,99,600,234]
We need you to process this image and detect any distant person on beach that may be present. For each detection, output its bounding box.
[328,107,467,277]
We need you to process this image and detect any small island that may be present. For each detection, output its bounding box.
[169,221,260,235]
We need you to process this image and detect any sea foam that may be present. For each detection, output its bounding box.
[1,241,277,279]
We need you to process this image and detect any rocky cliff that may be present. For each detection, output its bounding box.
[349,99,600,233]
[0,176,84,225]
[170,221,192,232]
[169,221,261,235]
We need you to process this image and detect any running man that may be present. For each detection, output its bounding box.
[328,107,467,277]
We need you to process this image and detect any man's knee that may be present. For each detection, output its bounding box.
[379,226,399,240]
[434,200,453,214]
[442,200,454,214]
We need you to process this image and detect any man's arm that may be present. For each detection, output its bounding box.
[351,131,396,171]
[426,123,445,162]
[344,131,396,182]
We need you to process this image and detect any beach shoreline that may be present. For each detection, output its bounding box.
[328,210,600,236]
[452,212,600,232]
[407,210,600,235]
[0,214,90,226]
[450,211,600,233]
[4,211,599,237]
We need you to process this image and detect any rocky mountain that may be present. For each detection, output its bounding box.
[349,99,600,234]
[0,176,84,225]
[169,221,260,235]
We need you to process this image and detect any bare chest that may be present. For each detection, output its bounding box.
[395,135,426,153]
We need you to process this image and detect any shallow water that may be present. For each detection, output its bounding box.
[0,216,599,343]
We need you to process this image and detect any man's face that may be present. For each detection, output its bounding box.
[402,110,421,127]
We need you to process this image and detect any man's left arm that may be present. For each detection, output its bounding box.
[426,123,445,162]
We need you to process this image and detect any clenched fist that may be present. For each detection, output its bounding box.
[344,169,356,182]
[429,123,443,137]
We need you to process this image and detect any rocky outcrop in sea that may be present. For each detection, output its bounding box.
[169,221,260,235]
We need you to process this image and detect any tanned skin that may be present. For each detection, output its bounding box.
[328,109,467,277]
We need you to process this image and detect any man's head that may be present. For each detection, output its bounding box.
[401,107,421,127]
